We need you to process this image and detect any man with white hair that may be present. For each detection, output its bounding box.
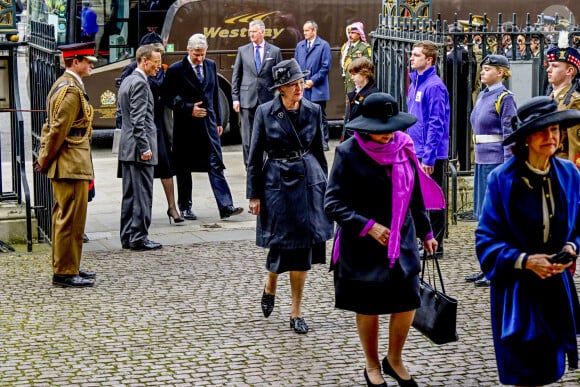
[164,34,243,221]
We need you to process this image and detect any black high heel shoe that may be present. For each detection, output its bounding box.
[364,368,387,387]
[167,208,185,224]
[381,357,418,387]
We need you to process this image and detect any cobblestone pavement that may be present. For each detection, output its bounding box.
[2,221,580,386]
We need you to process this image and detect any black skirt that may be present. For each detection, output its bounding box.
[153,120,174,179]
[334,271,420,315]
[266,242,326,274]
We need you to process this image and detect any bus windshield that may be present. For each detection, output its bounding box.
[27,0,170,68]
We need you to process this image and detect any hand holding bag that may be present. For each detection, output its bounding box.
[412,252,459,344]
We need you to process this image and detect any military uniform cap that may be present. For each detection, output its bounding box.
[481,54,510,68]
[58,42,98,63]
[546,32,580,73]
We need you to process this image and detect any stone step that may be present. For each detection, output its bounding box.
[0,203,37,245]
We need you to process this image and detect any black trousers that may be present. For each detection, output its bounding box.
[429,159,447,251]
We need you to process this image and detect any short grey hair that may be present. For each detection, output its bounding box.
[304,20,318,30]
[187,34,208,50]
[249,20,265,31]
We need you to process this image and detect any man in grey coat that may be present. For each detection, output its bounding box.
[117,44,163,251]
[231,20,283,167]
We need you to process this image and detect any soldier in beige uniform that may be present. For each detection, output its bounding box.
[340,22,371,93]
[546,32,580,166]
[34,42,97,287]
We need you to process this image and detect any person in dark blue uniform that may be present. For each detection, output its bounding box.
[476,96,580,386]
[465,55,517,287]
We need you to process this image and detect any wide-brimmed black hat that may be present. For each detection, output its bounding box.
[270,58,310,90]
[502,96,580,145]
[345,93,417,134]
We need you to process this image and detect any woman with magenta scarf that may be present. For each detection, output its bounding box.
[325,93,444,387]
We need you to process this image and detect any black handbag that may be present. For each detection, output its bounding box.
[412,252,459,345]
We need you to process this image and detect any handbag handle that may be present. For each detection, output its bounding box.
[421,250,446,294]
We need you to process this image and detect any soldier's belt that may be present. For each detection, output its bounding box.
[473,134,503,144]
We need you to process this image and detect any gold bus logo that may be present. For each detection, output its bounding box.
[204,11,284,40]
[224,12,278,24]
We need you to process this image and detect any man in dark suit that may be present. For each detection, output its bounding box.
[165,33,243,221]
[117,44,163,251]
[35,42,98,287]
[232,20,283,167]
[294,20,332,150]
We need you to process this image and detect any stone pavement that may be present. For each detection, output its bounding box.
[2,144,580,386]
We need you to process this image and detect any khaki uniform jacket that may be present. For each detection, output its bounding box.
[38,73,94,180]
[551,84,580,167]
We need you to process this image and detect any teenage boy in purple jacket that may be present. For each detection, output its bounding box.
[407,40,450,256]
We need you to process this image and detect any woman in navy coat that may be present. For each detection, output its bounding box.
[247,59,333,334]
[476,96,580,386]
[325,93,443,386]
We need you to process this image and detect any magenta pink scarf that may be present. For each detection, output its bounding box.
[354,131,446,267]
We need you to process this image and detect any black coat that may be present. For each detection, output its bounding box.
[246,96,333,249]
[324,138,432,281]
[164,57,223,173]
[341,81,380,142]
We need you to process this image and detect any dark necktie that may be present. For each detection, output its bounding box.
[196,65,203,82]
[255,45,262,72]
[307,40,311,51]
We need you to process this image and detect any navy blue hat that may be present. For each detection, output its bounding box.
[503,96,580,145]
[345,93,417,134]
[481,54,510,68]
[139,32,163,46]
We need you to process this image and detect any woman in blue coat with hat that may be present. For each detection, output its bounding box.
[325,93,444,386]
[476,96,580,386]
[247,58,333,335]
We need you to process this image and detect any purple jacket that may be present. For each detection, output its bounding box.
[407,66,450,167]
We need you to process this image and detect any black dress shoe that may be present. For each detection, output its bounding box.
[53,275,94,288]
[121,241,130,249]
[382,357,418,387]
[465,271,485,282]
[180,209,197,220]
[475,277,491,287]
[79,269,96,279]
[261,288,275,318]
[130,239,162,251]
[219,205,243,219]
[364,368,387,387]
[83,233,89,243]
[290,317,308,334]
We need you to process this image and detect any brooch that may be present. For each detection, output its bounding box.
[278,112,284,119]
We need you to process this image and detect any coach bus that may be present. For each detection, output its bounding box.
[26,0,579,137]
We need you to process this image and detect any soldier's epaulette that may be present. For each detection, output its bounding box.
[53,80,82,96]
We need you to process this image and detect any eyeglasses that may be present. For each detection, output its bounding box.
[517,39,525,44]
[149,58,162,64]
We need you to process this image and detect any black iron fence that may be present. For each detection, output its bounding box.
[0,39,33,251]
[371,5,578,225]
[29,21,61,243]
